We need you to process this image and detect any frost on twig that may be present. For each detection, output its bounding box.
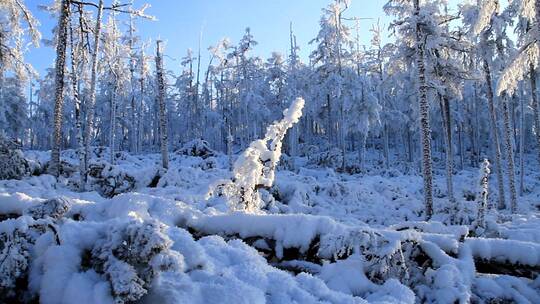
[209,97,305,212]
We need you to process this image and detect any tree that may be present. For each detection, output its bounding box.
[155,40,169,169]
[0,0,40,135]
[50,0,71,177]
[385,0,437,219]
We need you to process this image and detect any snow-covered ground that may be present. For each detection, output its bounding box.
[1,147,539,303]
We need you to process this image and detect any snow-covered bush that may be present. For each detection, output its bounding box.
[0,224,32,301]
[0,197,71,302]
[44,160,78,178]
[0,134,29,180]
[308,148,344,169]
[25,197,72,220]
[210,98,305,212]
[88,162,136,198]
[175,139,216,159]
[91,219,184,303]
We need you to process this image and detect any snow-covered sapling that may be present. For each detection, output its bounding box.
[210,98,305,212]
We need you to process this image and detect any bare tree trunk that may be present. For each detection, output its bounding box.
[227,125,233,171]
[477,159,490,229]
[109,82,118,164]
[519,88,525,196]
[128,14,137,153]
[483,58,506,210]
[529,66,540,168]
[414,0,434,219]
[439,95,456,215]
[501,97,518,213]
[155,40,169,169]
[82,0,104,186]
[50,0,70,177]
[69,19,86,188]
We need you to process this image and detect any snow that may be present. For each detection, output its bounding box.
[1,148,539,303]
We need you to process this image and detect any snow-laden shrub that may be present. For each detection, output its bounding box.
[209,98,305,212]
[88,161,136,198]
[44,160,78,177]
[0,226,32,300]
[0,134,29,180]
[175,139,216,159]
[25,197,72,220]
[319,229,410,283]
[307,148,344,169]
[91,219,184,303]
[0,200,68,302]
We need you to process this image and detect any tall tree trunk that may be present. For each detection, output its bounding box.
[519,87,525,196]
[155,40,169,169]
[50,0,70,177]
[529,66,540,167]
[439,95,456,215]
[501,97,518,213]
[414,0,434,219]
[69,19,86,188]
[129,14,137,153]
[82,0,104,186]
[109,82,118,164]
[483,58,506,210]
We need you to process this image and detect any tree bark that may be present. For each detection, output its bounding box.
[414,0,434,219]
[483,58,506,210]
[50,0,70,177]
[501,97,518,213]
[155,40,169,169]
[439,95,456,215]
[82,0,104,186]
[69,18,86,188]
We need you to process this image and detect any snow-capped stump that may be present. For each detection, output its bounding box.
[175,139,216,159]
[0,134,30,180]
[87,161,136,198]
[25,197,72,220]
[91,219,184,304]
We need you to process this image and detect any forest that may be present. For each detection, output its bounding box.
[0,0,539,303]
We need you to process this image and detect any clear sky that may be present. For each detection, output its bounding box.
[26,0,393,77]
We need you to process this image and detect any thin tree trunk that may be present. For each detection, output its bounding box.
[477,159,490,229]
[129,14,137,153]
[82,0,104,186]
[501,97,518,213]
[109,82,118,164]
[50,0,70,177]
[529,66,540,167]
[414,0,434,219]
[69,19,86,188]
[483,58,506,210]
[439,95,456,214]
[155,40,169,169]
[519,87,525,196]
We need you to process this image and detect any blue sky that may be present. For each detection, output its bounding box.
[26,0,392,77]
